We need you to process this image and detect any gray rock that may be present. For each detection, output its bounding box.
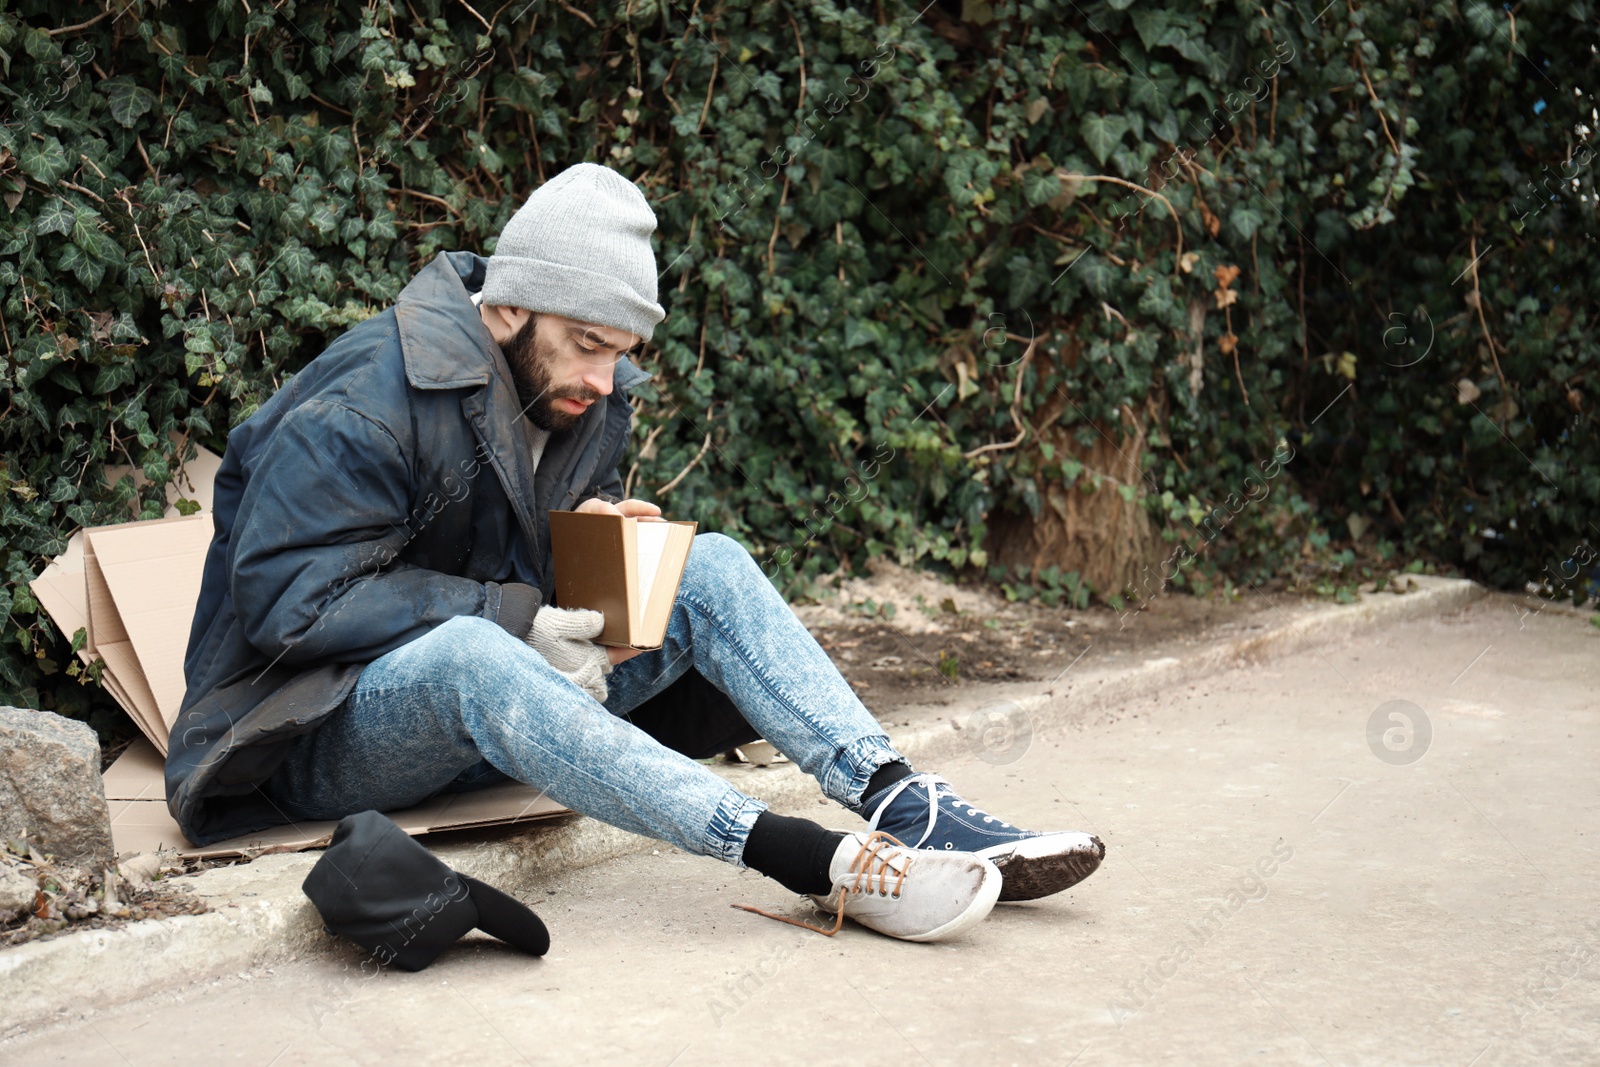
[0,863,37,918]
[118,852,162,886]
[0,706,114,870]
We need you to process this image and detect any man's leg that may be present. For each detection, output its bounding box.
[263,609,1003,941]
[614,666,762,759]
[600,532,904,811]
[417,667,762,803]
[264,613,766,865]
[604,532,1104,902]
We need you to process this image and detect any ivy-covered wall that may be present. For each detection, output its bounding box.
[1,0,1595,724]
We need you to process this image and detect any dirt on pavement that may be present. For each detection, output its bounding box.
[793,558,1287,713]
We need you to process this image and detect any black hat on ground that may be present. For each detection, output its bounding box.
[302,810,549,971]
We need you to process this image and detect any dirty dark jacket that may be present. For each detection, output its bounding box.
[167,251,653,845]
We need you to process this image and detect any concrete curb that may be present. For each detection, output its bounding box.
[0,577,1483,1030]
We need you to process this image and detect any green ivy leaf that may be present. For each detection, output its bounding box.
[1022,168,1062,206]
[104,79,156,128]
[1080,114,1129,165]
[55,241,103,288]
[19,137,71,183]
[33,198,74,237]
[1230,204,1264,241]
[1151,110,1180,144]
[1078,254,1115,297]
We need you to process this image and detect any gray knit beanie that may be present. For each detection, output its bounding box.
[482,163,666,341]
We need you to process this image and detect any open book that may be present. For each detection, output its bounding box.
[548,510,698,649]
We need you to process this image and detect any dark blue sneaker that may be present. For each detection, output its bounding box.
[862,772,1105,902]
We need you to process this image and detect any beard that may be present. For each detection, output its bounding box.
[500,314,601,434]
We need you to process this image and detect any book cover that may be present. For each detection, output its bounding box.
[548,510,699,649]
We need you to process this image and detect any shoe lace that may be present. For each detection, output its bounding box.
[731,830,912,937]
[865,772,1011,848]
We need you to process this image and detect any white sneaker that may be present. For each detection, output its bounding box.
[807,830,1002,942]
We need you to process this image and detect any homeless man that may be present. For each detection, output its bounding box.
[169,162,1105,943]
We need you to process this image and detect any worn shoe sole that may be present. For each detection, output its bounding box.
[898,858,1004,942]
[978,833,1106,902]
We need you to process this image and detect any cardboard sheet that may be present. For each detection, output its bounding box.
[28,532,94,665]
[72,514,213,754]
[84,516,215,743]
[105,739,571,859]
[102,738,168,801]
[30,437,222,657]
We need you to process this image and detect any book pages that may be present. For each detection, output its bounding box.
[634,520,672,629]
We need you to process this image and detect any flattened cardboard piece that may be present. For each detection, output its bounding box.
[104,738,572,859]
[27,451,234,757]
[102,736,166,801]
[76,515,211,754]
[422,781,568,827]
[27,529,93,665]
[107,799,215,857]
[97,669,137,723]
[94,640,166,751]
[84,515,214,740]
[31,441,220,657]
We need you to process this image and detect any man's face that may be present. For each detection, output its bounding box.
[500,314,641,433]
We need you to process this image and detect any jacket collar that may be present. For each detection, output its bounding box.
[395,251,653,394]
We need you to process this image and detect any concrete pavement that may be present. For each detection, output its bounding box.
[4,586,1597,1065]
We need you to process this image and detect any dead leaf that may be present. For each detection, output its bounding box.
[1049,170,1084,210]
[1218,332,1238,355]
[1213,264,1241,289]
[956,360,978,400]
[87,310,115,343]
[1179,251,1200,274]
[1214,287,1239,310]
[1456,378,1481,404]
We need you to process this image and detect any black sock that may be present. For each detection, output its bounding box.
[741,811,845,896]
[861,760,915,809]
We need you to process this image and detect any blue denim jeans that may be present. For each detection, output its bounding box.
[263,533,903,866]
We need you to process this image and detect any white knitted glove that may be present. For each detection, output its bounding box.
[524,607,613,703]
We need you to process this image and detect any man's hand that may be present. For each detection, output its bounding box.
[524,607,612,702]
[575,496,665,521]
